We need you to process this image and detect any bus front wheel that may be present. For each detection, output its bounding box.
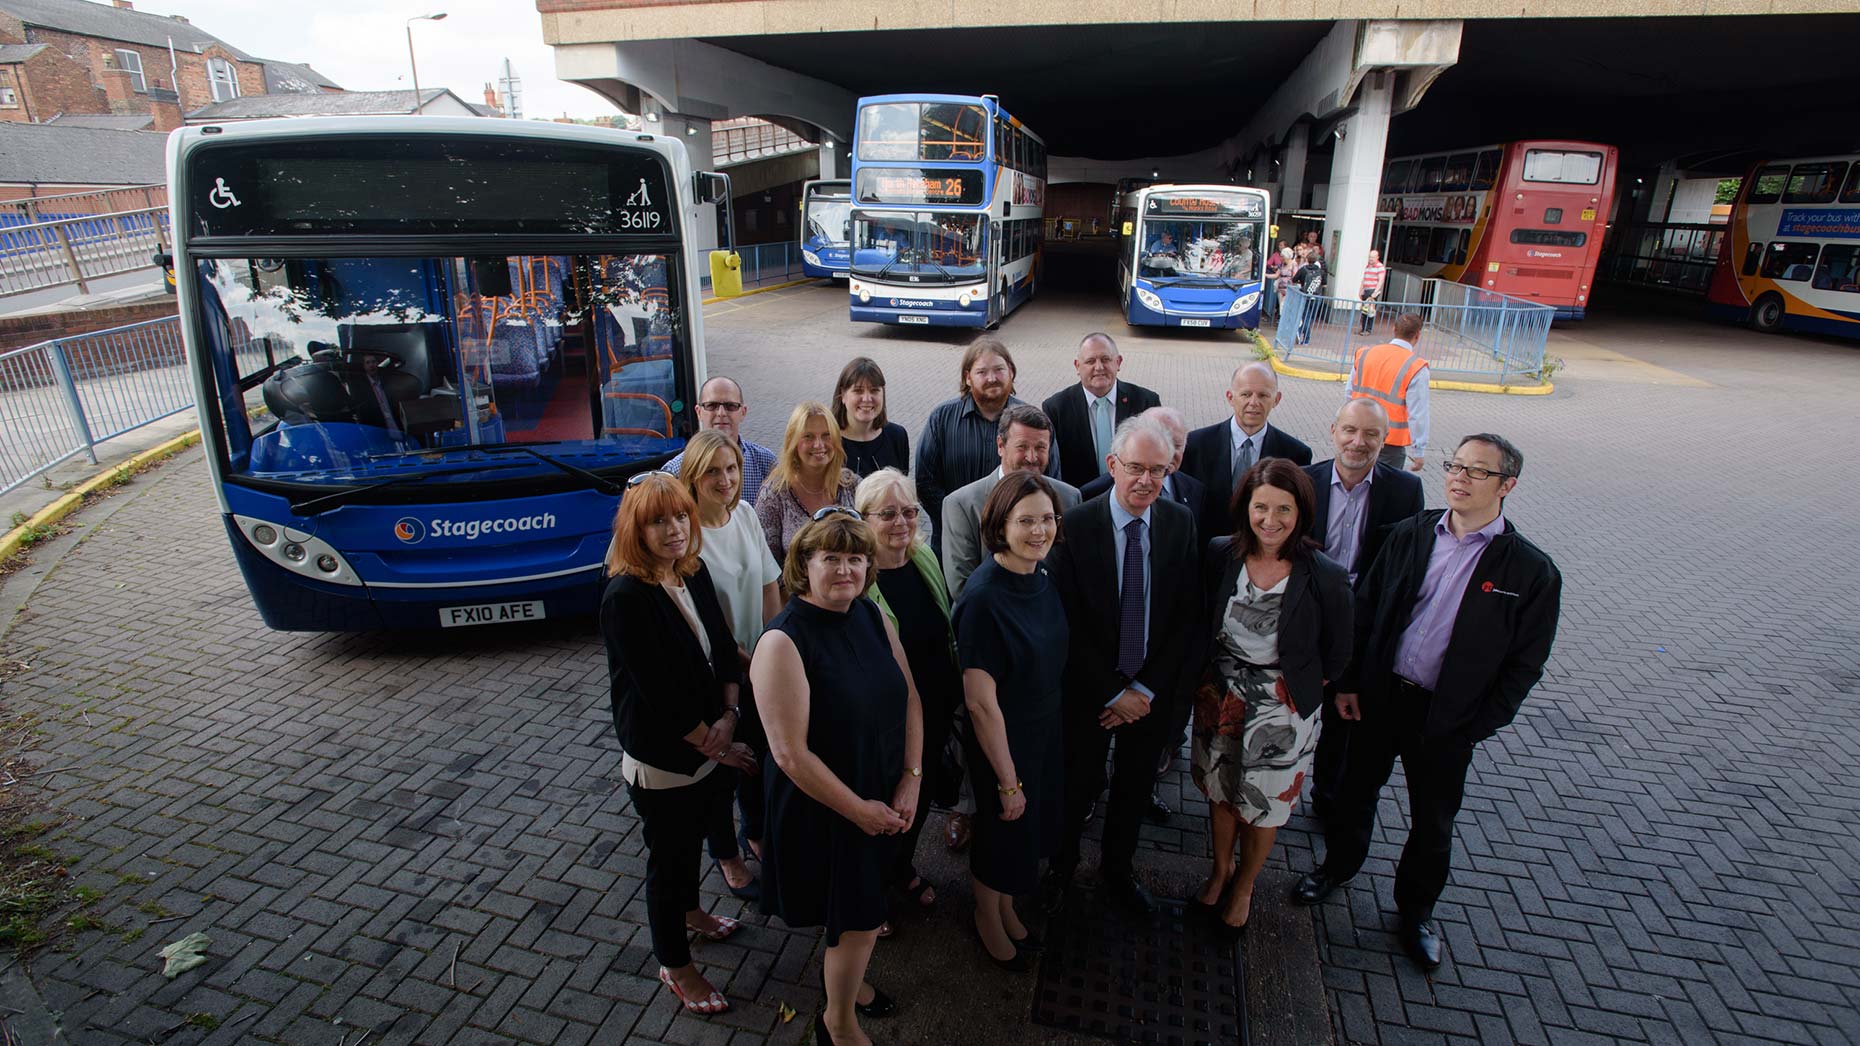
[1750,293,1786,334]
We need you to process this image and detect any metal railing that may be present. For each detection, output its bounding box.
[0,315,199,494]
[1275,278,1554,384]
[700,241,809,296]
[711,118,815,166]
[3,184,168,224]
[0,205,172,297]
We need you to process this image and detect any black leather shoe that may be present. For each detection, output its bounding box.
[1289,869,1352,906]
[1401,920,1443,970]
[1102,873,1156,915]
[1039,865,1074,916]
[856,984,897,1018]
[1143,789,1172,824]
[1011,926,1045,952]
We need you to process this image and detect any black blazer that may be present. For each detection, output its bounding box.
[600,564,743,776]
[1338,510,1562,744]
[1179,421,1314,541]
[1041,380,1162,489]
[1045,492,1200,712]
[1302,460,1425,579]
[1201,537,1352,718]
[1079,467,1205,526]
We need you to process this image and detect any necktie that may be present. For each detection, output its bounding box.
[1116,517,1146,679]
[1234,436,1255,490]
[1091,396,1112,475]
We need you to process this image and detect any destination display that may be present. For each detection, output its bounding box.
[188,137,675,238]
[856,168,986,206]
[1146,193,1265,219]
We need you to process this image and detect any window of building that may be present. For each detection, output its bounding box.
[1759,242,1820,281]
[114,49,146,93]
[0,84,17,108]
[1782,162,1845,204]
[1746,165,1790,204]
[1813,244,1860,292]
[208,58,240,102]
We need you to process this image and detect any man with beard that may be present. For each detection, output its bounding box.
[916,337,1063,552]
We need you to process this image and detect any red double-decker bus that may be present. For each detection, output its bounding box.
[1378,140,1619,318]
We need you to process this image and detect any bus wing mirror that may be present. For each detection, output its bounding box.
[695,172,729,205]
[1121,221,1133,236]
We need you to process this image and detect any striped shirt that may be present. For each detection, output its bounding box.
[1361,261,1387,296]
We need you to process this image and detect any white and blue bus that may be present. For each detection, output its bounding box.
[169,116,719,631]
[848,93,1045,327]
[799,178,852,278]
[1115,184,1270,330]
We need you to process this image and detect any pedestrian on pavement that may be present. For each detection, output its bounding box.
[915,338,1064,552]
[1263,247,1284,322]
[1291,434,1562,972]
[1359,249,1387,334]
[600,472,757,1018]
[856,468,961,928]
[1299,400,1425,822]
[1293,247,1326,346]
[754,510,924,1044]
[939,405,1081,598]
[952,471,1069,971]
[1190,458,1351,936]
[678,430,784,896]
[662,375,778,504]
[1043,417,1201,916]
[1040,332,1161,490]
[756,402,859,565]
[1302,229,1324,263]
[1274,246,1297,321]
[832,357,911,477]
[1180,362,1313,541]
[1346,312,1431,472]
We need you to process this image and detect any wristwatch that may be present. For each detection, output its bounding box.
[906,766,922,778]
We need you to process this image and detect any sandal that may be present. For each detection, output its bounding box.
[659,967,730,1015]
[876,921,895,939]
[900,874,937,910]
[685,915,740,941]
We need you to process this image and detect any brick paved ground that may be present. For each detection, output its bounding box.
[3,283,1858,1044]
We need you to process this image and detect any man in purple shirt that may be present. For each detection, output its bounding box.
[1290,433,1561,972]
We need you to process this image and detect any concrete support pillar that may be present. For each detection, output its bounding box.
[653,105,719,252]
[817,139,840,180]
[1322,71,1394,301]
[1279,123,1309,215]
[1639,161,1680,224]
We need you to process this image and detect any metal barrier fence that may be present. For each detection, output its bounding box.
[1597,222,1726,295]
[699,241,809,295]
[1274,278,1554,384]
[0,205,173,297]
[0,316,207,495]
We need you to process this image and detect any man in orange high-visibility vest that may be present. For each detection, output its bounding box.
[1346,312,1431,471]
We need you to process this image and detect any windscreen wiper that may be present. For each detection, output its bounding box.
[289,462,532,515]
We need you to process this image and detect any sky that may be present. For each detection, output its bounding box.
[130,0,621,121]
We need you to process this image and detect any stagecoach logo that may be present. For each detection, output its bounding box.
[890,298,936,308]
[1525,249,1564,260]
[397,514,560,542]
[394,517,426,544]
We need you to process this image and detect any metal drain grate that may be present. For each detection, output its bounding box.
[1032,891,1246,1046]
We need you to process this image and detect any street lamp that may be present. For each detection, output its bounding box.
[406,12,447,115]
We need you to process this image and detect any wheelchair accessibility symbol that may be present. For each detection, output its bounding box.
[208,178,241,209]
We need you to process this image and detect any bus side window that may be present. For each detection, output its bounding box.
[1814,245,1860,291]
[1471,151,1501,191]
[1843,166,1860,204]
[1741,242,1764,277]
[1746,166,1790,204]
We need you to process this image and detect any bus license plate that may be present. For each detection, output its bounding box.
[439,600,545,627]
[898,315,930,325]
[832,272,849,279]
[1179,318,1211,327]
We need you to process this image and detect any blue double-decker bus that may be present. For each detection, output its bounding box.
[799,178,852,278]
[848,93,1045,327]
[1115,184,1271,330]
[169,116,717,631]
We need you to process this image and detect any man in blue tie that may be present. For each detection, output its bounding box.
[1043,417,1201,914]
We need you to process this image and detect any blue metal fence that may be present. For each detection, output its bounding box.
[1274,278,1554,384]
[698,241,811,296]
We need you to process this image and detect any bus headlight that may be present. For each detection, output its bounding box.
[233,514,363,587]
[803,250,822,267]
[1135,287,1164,311]
[281,542,306,563]
[859,288,871,304]
[1230,293,1260,315]
[315,554,340,574]
[251,524,278,545]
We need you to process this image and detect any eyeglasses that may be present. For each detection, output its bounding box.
[1441,461,1512,481]
[697,400,744,413]
[868,506,920,523]
[1011,513,1059,530]
[811,505,864,522]
[625,471,661,488]
[1113,459,1170,481]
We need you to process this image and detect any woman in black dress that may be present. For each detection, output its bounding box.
[952,471,1068,971]
[753,509,925,1046]
[600,473,758,1017]
[832,357,911,477]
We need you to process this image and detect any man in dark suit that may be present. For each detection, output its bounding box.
[1302,398,1426,822]
[1044,416,1200,913]
[1041,333,1161,490]
[1180,361,1312,540]
[1291,433,1561,972]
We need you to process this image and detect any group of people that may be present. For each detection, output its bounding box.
[601,328,1561,1044]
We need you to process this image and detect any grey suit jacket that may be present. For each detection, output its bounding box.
[940,470,1082,596]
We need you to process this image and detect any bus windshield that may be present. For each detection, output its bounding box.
[851,212,986,282]
[197,253,684,488]
[1139,215,1266,282]
[857,102,989,162]
[804,194,852,249]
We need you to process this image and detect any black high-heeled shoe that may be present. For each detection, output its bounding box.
[1190,872,1235,920]
[822,972,896,1019]
[968,916,1030,972]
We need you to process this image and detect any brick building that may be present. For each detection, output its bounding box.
[0,0,340,131]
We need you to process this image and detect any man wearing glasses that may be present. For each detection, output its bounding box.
[1043,416,1200,914]
[1291,433,1561,972]
[661,376,778,504]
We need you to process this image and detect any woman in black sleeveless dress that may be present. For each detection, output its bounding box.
[753,510,924,1046]
[951,472,1068,971]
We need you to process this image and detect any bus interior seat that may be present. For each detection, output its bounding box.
[259,348,424,435]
